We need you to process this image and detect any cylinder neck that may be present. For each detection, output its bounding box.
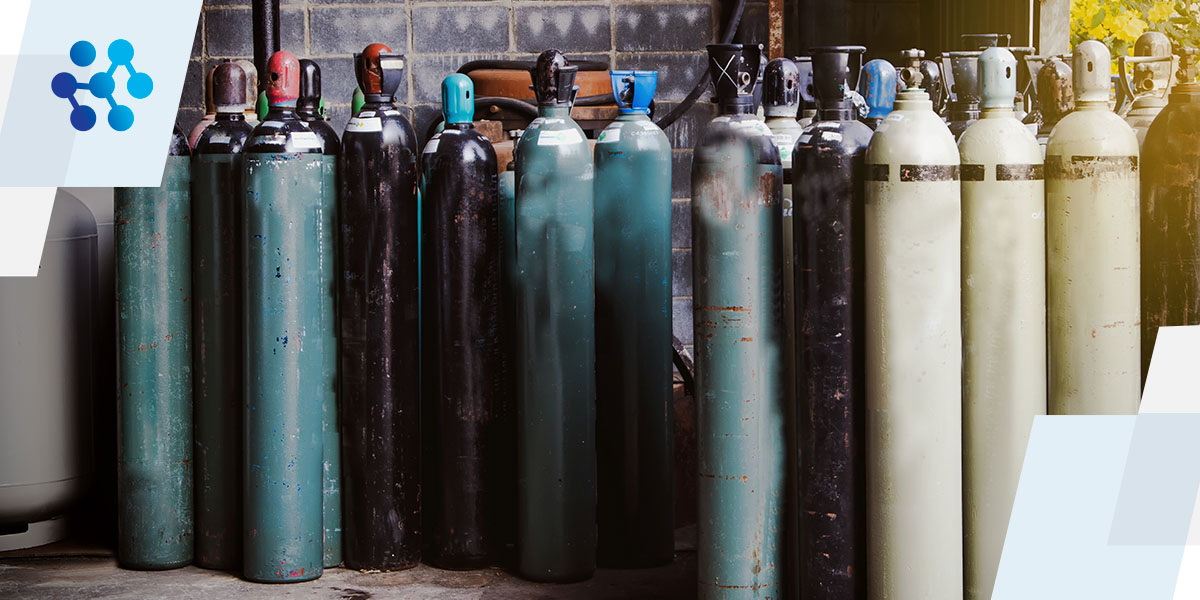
[539,105,571,118]
[215,111,246,122]
[718,98,756,115]
[819,103,856,121]
[616,112,650,122]
[894,89,932,111]
[980,106,1014,118]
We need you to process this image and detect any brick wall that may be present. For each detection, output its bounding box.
[182,0,771,358]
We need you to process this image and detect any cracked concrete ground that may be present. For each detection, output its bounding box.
[0,529,697,599]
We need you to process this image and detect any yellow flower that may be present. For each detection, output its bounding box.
[1110,13,1148,43]
[1087,24,1110,40]
[1148,1,1174,22]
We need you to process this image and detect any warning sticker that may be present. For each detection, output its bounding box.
[290,131,324,149]
[424,135,441,154]
[597,126,620,144]
[347,117,383,133]
[537,128,583,146]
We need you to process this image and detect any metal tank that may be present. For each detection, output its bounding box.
[1119,32,1175,147]
[241,50,332,583]
[1036,57,1074,151]
[1141,49,1200,384]
[116,126,193,570]
[959,47,1047,600]
[236,60,260,127]
[190,60,253,571]
[691,42,784,598]
[513,49,596,583]
[860,58,897,130]
[864,48,963,600]
[1047,41,1141,416]
[795,56,817,127]
[420,74,506,570]
[188,65,217,149]
[593,69,674,568]
[339,44,421,571]
[945,51,984,138]
[296,57,342,570]
[922,58,947,118]
[0,191,97,552]
[793,45,872,600]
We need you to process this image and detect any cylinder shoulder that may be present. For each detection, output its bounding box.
[1046,110,1139,157]
[595,119,670,157]
[515,118,591,162]
[1143,101,1200,160]
[866,109,959,164]
[194,120,254,155]
[696,115,781,165]
[958,117,1042,164]
[796,119,873,155]
[428,127,499,167]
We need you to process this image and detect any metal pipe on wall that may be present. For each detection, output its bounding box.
[251,0,279,89]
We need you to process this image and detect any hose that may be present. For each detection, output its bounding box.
[653,0,748,130]
[457,59,610,75]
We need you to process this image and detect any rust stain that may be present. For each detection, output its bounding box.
[740,336,754,342]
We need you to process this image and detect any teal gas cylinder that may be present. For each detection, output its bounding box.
[959,47,1047,600]
[513,50,597,583]
[865,49,963,600]
[241,51,332,583]
[190,60,254,570]
[593,70,673,568]
[115,126,193,570]
[692,43,785,598]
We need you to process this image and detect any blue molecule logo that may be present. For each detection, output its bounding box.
[52,39,153,132]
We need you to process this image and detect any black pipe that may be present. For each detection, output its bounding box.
[654,0,748,129]
[251,0,280,90]
[457,59,609,75]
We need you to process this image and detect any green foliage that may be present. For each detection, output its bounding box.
[1071,0,1200,58]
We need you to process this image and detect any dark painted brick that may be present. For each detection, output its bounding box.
[515,5,610,53]
[410,53,506,103]
[310,6,409,56]
[671,198,691,248]
[672,248,692,297]
[192,14,203,57]
[308,56,364,113]
[615,3,712,52]
[412,104,443,148]
[177,107,204,133]
[734,2,769,47]
[672,297,693,346]
[616,53,708,101]
[326,103,352,134]
[655,100,715,149]
[671,150,693,199]
[413,5,509,53]
[181,60,204,109]
[205,7,303,57]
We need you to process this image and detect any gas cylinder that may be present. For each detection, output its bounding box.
[191,60,253,571]
[420,73,505,570]
[793,44,872,600]
[513,49,596,583]
[295,57,342,570]
[188,65,217,148]
[692,42,784,597]
[241,50,332,583]
[115,125,193,570]
[1119,32,1175,147]
[962,33,1010,49]
[945,51,983,138]
[1141,50,1200,385]
[236,60,260,127]
[1046,41,1140,415]
[922,59,947,117]
[865,48,963,600]
[959,47,1046,600]
[860,58,897,130]
[339,43,421,571]
[795,56,817,126]
[593,69,673,568]
[1036,57,1074,151]
[351,87,365,119]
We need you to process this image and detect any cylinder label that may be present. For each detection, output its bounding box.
[1046,155,1138,180]
[346,117,383,133]
[536,128,583,146]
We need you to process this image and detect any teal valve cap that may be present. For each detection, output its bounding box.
[610,70,657,114]
[442,73,475,124]
[978,47,1017,109]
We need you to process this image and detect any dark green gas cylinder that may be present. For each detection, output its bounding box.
[339,44,421,571]
[1141,50,1200,385]
[692,43,785,596]
[191,60,253,571]
[297,58,343,570]
[116,125,193,570]
[420,74,506,570]
[513,49,596,582]
[241,51,332,583]
[593,70,673,568]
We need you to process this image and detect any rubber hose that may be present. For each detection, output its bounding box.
[457,59,610,75]
[654,0,748,130]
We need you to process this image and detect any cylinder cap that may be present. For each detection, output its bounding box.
[707,43,763,108]
[610,70,656,114]
[947,50,983,103]
[979,47,1017,109]
[442,73,475,123]
[1039,56,1075,121]
[204,65,217,113]
[962,33,1011,50]
[236,60,258,111]
[265,50,300,107]
[298,59,322,112]
[1074,40,1111,103]
[793,56,816,105]
[355,43,404,100]
[530,49,578,107]
[213,60,247,113]
[860,58,897,117]
[762,59,800,116]
[808,46,865,108]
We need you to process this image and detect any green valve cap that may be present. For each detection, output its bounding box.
[442,73,474,124]
[979,47,1017,109]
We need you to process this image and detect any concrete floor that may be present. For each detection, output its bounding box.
[0,532,696,599]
